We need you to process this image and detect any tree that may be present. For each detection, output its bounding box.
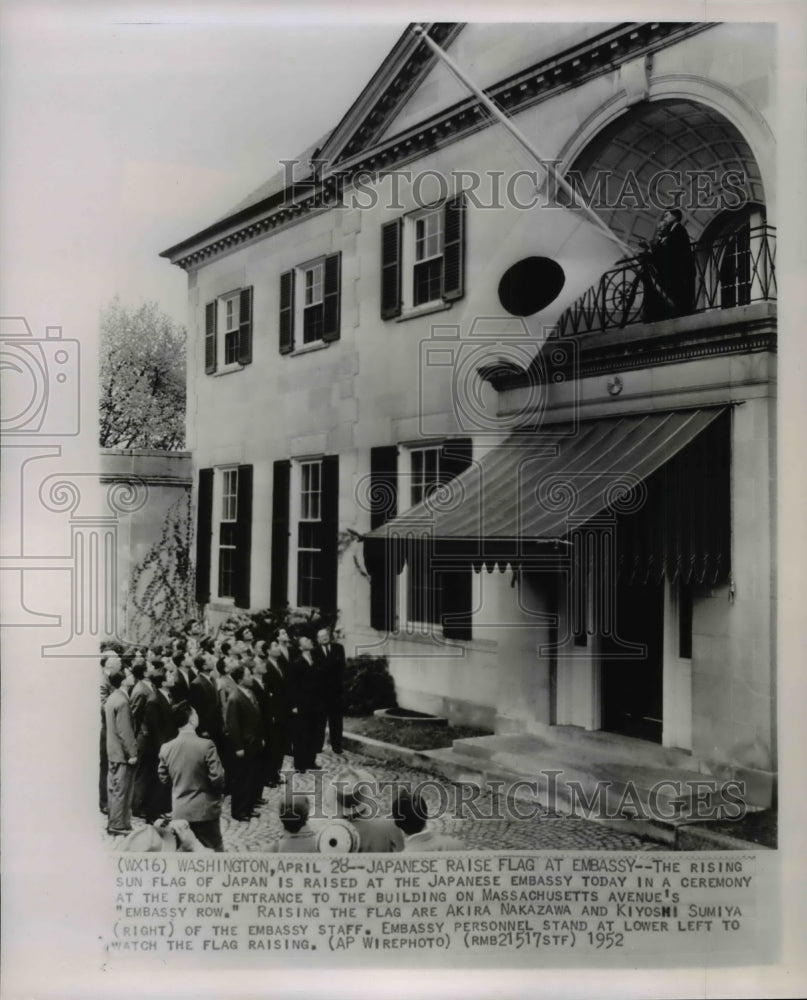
[99,298,186,449]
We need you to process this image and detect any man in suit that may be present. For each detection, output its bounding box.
[134,663,178,822]
[313,626,346,756]
[99,652,119,814]
[189,654,222,746]
[168,651,196,704]
[104,668,138,836]
[158,702,226,852]
[289,635,321,773]
[639,208,696,320]
[224,663,264,821]
[249,654,277,793]
[263,638,289,784]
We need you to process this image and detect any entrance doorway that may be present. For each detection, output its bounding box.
[601,581,664,743]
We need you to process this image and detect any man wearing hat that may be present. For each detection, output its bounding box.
[158,701,226,851]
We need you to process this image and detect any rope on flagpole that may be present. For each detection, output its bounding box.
[412,24,634,258]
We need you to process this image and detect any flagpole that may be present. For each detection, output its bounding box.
[412,25,634,257]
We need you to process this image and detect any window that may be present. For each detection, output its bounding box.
[402,440,473,637]
[218,468,238,599]
[196,465,253,609]
[718,224,751,308]
[297,460,323,607]
[381,194,465,320]
[413,210,444,306]
[204,287,252,374]
[279,252,341,354]
[270,456,339,613]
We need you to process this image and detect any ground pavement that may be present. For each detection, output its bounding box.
[102,747,662,852]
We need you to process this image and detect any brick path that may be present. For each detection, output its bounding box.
[102,747,661,852]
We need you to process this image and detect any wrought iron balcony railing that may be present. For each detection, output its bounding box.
[556,224,776,337]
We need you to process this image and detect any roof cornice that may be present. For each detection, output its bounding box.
[161,21,715,270]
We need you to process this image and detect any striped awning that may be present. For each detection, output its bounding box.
[366,408,729,563]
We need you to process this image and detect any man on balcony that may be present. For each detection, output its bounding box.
[639,208,696,321]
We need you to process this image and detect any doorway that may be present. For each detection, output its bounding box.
[601,580,664,743]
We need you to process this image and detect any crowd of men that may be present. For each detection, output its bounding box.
[99,619,347,849]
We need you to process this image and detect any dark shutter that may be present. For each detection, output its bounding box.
[442,194,466,302]
[369,446,399,632]
[270,460,291,607]
[320,455,340,614]
[195,468,214,604]
[322,252,341,342]
[440,566,472,641]
[381,218,403,319]
[369,446,398,529]
[233,464,253,609]
[279,270,295,354]
[440,436,473,483]
[238,287,253,365]
[205,302,217,374]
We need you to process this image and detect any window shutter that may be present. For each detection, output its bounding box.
[205,302,217,374]
[279,270,295,354]
[320,455,340,614]
[369,446,399,631]
[233,464,253,609]
[442,194,466,302]
[440,437,473,483]
[195,468,214,604]
[322,252,341,342]
[441,567,472,640]
[380,218,403,319]
[270,460,291,608]
[238,287,253,365]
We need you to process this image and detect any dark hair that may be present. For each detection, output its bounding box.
[172,701,194,727]
[230,663,245,685]
[669,208,683,222]
[131,661,147,680]
[151,668,167,689]
[220,641,231,656]
[151,658,165,672]
[215,657,227,676]
[235,626,253,641]
[183,619,198,634]
[171,652,185,667]
[107,669,125,690]
[199,637,215,654]
[150,644,165,658]
[279,795,310,833]
[393,789,428,836]
[193,655,207,672]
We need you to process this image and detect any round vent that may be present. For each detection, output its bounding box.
[498,256,566,316]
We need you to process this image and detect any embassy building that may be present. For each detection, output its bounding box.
[162,22,777,815]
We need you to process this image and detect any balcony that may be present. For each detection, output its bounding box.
[556,224,776,338]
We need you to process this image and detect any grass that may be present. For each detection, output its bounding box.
[693,808,777,849]
[343,714,492,751]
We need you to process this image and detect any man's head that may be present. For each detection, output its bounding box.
[277,628,289,644]
[279,795,310,834]
[230,663,246,686]
[193,655,208,676]
[316,627,331,647]
[107,668,126,691]
[172,701,198,730]
[150,667,167,690]
[268,639,282,660]
[131,660,147,681]
[298,635,313,652]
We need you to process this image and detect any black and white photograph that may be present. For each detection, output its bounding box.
[1,2,805,998]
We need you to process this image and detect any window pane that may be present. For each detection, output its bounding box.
[413,258,443,306]
[303,303,324,343]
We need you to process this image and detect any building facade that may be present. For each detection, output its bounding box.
[162,21,776,804]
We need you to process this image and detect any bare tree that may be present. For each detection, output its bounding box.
[99,298,186,450]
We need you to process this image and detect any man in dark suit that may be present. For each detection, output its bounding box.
[135,664,178,822]
[639,208,696,320]
[159,702,225,851]
[289,635,321,773]
[313,626,346,756]
[224,663,264,821]
[189,654,222,746]
[264,638,289,784]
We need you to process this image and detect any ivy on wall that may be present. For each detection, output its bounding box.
[127,491,195,642]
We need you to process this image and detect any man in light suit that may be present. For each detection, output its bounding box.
[105,668,138,836]
[158,702,225,852]
[313,626,346,756]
